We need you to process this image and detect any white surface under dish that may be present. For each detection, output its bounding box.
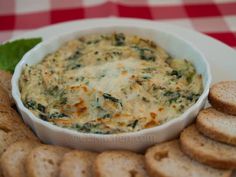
[12,20,211,152]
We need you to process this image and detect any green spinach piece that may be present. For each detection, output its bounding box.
[186,93,200,102]
[68,50,81,60]
[25,100,37,110]
[75,123,99,133]
[103,93,119,103]
[170,70,182,79]
[71,64,81,70]
[114,33,125,46]
[132,46,156,61]
[164,91,181,104]
[37,103,46,113]
[102,114,111,118]
[49,112,68,119]
[128,120,139,129]
[39,114,48,121]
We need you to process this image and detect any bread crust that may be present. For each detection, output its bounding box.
[196,108,236,145]
[180,125,236,169]
[208,81,236,115]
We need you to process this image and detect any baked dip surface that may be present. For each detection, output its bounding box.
[19,33,203,134]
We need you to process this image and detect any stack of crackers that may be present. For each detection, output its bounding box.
[0,70,235,177]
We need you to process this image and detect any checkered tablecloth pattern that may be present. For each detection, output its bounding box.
[1,0,236,50]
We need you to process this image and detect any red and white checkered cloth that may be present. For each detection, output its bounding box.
[1,0,236,50]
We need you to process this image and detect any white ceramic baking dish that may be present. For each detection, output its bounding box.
[12,23,211,152]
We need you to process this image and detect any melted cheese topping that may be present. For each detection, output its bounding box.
[19,33,203,134]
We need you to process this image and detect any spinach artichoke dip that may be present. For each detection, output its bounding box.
[19,33,203,134]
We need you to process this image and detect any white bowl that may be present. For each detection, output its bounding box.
[12,23,211,152]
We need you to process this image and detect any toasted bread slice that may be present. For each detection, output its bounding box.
[0,85,13,106]
[0,70,14,104]
[59,150,97,177]
[0,104,29,131]
[145,140,232,177]
[0,70,12,95]
[0,104,38,134]
[196,107,236,145]
[180,124,236,169]
[94,151,149,177]
[0,140,41,177]
[26,145,70,177]
[209,81,236,115]
[0,129,38,155]
[0,105,38,155]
